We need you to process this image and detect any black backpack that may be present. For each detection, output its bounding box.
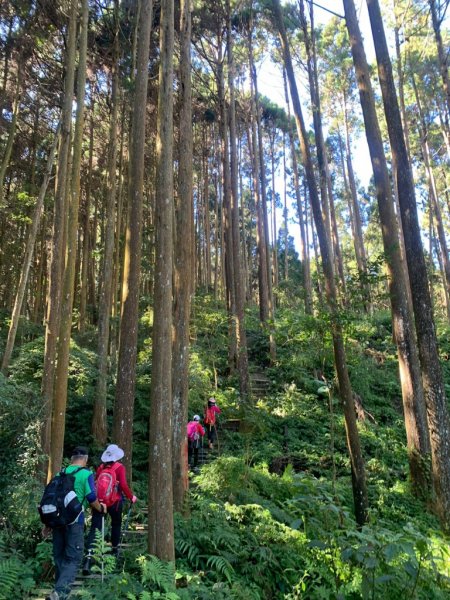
[38,467,85,528]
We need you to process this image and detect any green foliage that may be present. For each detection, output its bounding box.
[0,535,36,599]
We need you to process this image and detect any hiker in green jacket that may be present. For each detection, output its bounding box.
[42,446,106,600]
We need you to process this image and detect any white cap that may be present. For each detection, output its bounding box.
[193,415,201,421]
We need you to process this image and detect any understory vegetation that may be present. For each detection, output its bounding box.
[1,296,450,599]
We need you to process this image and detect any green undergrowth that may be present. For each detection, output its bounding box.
[1,297,450,597]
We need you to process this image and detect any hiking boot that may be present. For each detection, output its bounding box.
[45,592,60,600]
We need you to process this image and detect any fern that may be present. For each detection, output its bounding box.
[205,554,234,583]
[138,555,176,593]
[0,559,20,599]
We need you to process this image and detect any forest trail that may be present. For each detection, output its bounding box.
[30,443,223,599]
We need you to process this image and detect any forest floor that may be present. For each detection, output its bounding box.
[2,299,450,598]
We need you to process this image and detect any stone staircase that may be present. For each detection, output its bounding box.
[30,446,220,599]
[250,371,271,399]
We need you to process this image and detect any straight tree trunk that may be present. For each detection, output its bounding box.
[272,0,368,525]
[41,1,78,477]
[112,0,153,472]
[78,111,95,332]
[0,69,22,207]
[50,0,88,475]
[366,0,450,526]
[92,1,120,444]
[172,0,194,512]
[227,0,250,400]
[299,0,346,297]
[148,0,175,561]
[283,71,313,313]
[410,70,450,320]
[217,44,237,369]
[1,125,60,373]
[344,0,431,499]
[429,0,450,121]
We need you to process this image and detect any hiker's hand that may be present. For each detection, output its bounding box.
[100,502,107,514]
[41,525,51,538]
[131,495,137,504]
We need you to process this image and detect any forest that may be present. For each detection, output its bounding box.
[1,0,450,597]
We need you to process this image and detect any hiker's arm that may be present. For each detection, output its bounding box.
[86,472,106,513]
[90,499,107,513]
[116,463,134,501]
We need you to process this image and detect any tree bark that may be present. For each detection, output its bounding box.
[172,0,194,513]
[366,0,450,526]
[344,0,432,499]
[148,0,175,561]
[50,0,88,476]
[78,111,95,332]
[113,0,153,472]
[92,1,120,444]
[227,0,250,400]
[41,0,77,478]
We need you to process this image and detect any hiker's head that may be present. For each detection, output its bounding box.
[193,415,201,421]
[208,397,216,406]
[71,446,89,466]
[101,444,124,463]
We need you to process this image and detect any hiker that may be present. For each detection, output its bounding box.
[83,444,137,574]
[40,446,106,600]
[204,397,221,450]
[187,415,205,468]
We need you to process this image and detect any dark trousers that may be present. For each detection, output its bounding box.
[86,501,123,553]
[188,440,200,467]
[206,423,216,445]
[53,522,84,598]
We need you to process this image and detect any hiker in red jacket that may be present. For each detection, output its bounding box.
[83,444,137,574]
[187,415,205,468]
[204,397,221,450]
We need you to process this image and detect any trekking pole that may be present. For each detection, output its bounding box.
[214,424,220,455]
[116,502,133,563]
[101,513,105,583]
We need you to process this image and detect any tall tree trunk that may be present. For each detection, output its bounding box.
[272,0,368,526]
[248,14,276,361]
[366,0,450,527]
[0,68,22,207]
[1,125,60,373]
[112,0,153,472]
[78,111,95,332]
[148,0,175,561]
[429,0,450,121]
[341,114,370,309]
[41,1,78,478]
[92,2,120,444]
[283,71,313,313]
[172,0,193,512]
[410,70,450,319]
[344,0,431,499]
[51,0,88,475]
[249,93,269,323]
[299,0,346,298]
[217,43,237,370]
[227,0,250,399]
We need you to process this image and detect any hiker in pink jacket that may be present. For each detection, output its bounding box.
[187,415,205,468]
[204,397,221,450]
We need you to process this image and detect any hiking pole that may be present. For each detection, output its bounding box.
[214,424,220,455]
[101,513,105,583]
[116,501,133,563]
